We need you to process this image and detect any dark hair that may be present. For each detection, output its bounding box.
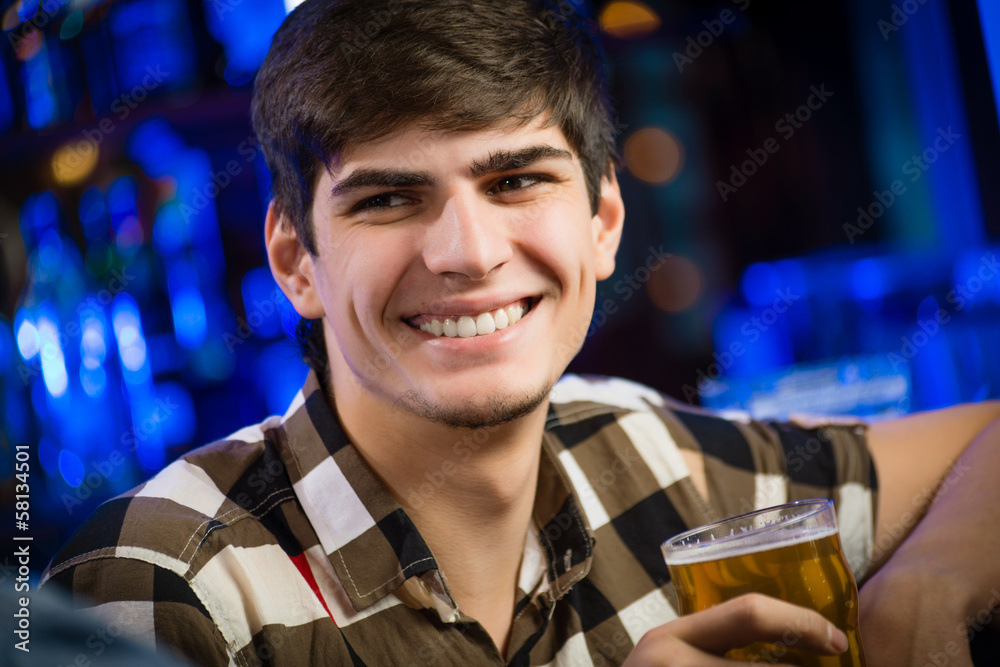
[252,0,619,378]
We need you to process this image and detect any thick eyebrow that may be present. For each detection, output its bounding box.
[330,169,436,198]
[329,145,573,199]
[468,145,573,178]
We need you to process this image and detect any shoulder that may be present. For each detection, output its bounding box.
[551,372,757,417]
[547,373,875,502]
[545,374,739,503]
[548,373,755,443]
[548,375,877,574]
[549,372,869,457]
[550,373,674,412]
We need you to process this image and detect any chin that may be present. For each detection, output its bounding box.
[397,384,552,430]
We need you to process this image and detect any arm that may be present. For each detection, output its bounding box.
[864,400,1000,571]
[859,401,1000,665]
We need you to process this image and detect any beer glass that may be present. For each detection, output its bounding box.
[661,499,866,666]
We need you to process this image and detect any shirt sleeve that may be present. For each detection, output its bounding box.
[760,418,878,581]
[663,402,878,581]
[41,557,232,667]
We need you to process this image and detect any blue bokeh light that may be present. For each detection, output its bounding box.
[80,365,107,398]
[107,176,139,234]
[17,0,42,22]
[80,316,108,369]
[0,319,13,374]
[850,258,886,301]
[741,262,781,307]
[16,309,40,360]
[127,118,185,178]
[171,288,208,349]
[953,249,1000,305]
[112,294,149,380]
[58,448,85,487]
[132,396,166,472]
[917,296,941,323]
[980,0,1000,122]
[79,186,110,240]
[0,56,14,134]
[108,0,196,92]
[241,267,284,339]
[81,312,109,368]
[155,381,196,446]
[38,228,64,270]
[153,204,187,257]
[255,340,309,415]
[22,37,58,130]
[19,191,59,249]
[37,312,69,398]
[203,0,286,85]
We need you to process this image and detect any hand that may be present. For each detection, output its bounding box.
[623,593,849,666]
[859,558,974,667]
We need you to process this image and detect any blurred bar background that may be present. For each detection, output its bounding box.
[1,0,998,580]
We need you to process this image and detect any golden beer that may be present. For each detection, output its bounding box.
[662,500,866,666]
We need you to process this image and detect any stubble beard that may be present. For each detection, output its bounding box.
[396,384,553,429]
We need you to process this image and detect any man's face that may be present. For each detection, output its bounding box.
[300,116,623,429]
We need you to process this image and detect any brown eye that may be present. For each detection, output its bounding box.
[357,193,408,210]
[492,175,539,193]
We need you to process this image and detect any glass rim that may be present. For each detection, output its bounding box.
[661,498,835,555]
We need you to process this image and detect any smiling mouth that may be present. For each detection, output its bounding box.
[406,298,534,338]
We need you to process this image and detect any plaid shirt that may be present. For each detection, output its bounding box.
[41,371,877,666]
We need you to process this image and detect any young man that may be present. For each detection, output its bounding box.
[42,1,1000,665]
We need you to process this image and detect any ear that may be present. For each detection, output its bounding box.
[592,166,625,281]
[265,201,325,319]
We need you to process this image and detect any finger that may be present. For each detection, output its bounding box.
[667,593,849,656]
[626,633,752,667]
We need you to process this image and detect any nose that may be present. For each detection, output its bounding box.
[422,191,513,280]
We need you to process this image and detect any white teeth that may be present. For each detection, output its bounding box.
[457,315,477,337]
[414,302,531,338]
[476,312,495,335]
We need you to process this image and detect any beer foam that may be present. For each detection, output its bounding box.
[662,525,838,566]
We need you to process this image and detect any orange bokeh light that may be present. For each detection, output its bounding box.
[52,140,100,186]
[2,5,21,31]
[16,28,43,61]
[623,127,685,184]
[599,1,661,40]
[646,255,703,313]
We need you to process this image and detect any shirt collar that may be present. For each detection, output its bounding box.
[276,370,596,613]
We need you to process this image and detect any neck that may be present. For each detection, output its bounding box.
[328,374,550,656]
